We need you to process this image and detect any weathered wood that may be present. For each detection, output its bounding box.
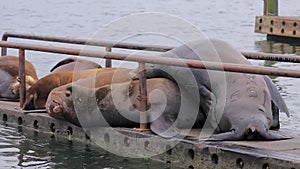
[255,16,300,38]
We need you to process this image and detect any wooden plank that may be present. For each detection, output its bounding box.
[255,16,300,38]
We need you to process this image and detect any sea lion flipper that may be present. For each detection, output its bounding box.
[23,94,35,110]
[263,76,290,117]
[129,64,175,81]
[209,130,292,141]
[198,85,216,117]
[150,113,179,138]
[262,130,293,140]
[129,67,161,80]
[209,131,239,141]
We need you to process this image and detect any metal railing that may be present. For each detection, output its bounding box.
[1,32,173,68]
[2,32,300,130]
[2,32,300,63]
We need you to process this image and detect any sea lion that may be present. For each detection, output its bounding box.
[47,78,203,138]
[131,38,290,140]
[23,68,117,110]
[46,68,133,121]
[0,56,38,100]
[50,57,102,73]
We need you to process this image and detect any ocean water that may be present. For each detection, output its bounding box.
[0,124,180,169]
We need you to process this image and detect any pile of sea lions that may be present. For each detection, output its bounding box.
[0,39,291,141]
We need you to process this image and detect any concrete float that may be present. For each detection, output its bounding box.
[0,101,299,169]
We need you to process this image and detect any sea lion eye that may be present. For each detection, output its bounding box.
[258,105,265,112]
[65,90,71,97]
[64,87,72,98]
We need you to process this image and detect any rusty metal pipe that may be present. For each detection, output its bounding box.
[3,32,300,63]
[1,32,172,52]
[18,49,26,108]
[242,52,300,63]
[1,32,8,56]
[1,41,300,78]
[138,62,148,130]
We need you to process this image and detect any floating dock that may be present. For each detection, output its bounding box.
[1,32,300,169]
[255,0,300,41]
[1,101,300,169]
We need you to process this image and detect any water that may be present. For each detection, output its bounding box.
[0,124,179,169]
[0,0,300,168]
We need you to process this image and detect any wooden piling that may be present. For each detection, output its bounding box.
[264,0,278,16]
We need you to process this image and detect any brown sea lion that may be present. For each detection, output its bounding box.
[0,56,38,100]
[46,68,133,122]
[47,78,202,138]
[50,57,102,73]
[131,38,290,140]
[23,68,117,110]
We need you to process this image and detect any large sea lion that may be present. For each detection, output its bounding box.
[130,38,290,140]
[47,78,203,138]
[50,57,102,73]
[46,68,133,121]
[23,68,118,110]
[0,56,38,100]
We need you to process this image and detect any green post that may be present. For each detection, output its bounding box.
[264,0,278,16]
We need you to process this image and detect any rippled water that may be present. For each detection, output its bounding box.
[0,124,180,169]
[1,0,300,168]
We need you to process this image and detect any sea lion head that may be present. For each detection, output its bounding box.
[1,78,19,99]
[46,85,70,119]
[211,75,289,140]
[46,84,81,126]
[10,76,37,98]
[0,75,37,99]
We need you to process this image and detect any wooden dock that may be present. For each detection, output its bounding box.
[255,16,300,39]
[255,0,300,41]
[0,101,299,169]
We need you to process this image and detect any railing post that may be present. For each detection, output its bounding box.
[264,0,278,16]
[18,49,26,108]
[105,47,112,68]
[1,32,8,56]
[137,62,148,131]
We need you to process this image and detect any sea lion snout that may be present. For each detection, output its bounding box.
[242,123,267,140]
[46,90,67,120]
